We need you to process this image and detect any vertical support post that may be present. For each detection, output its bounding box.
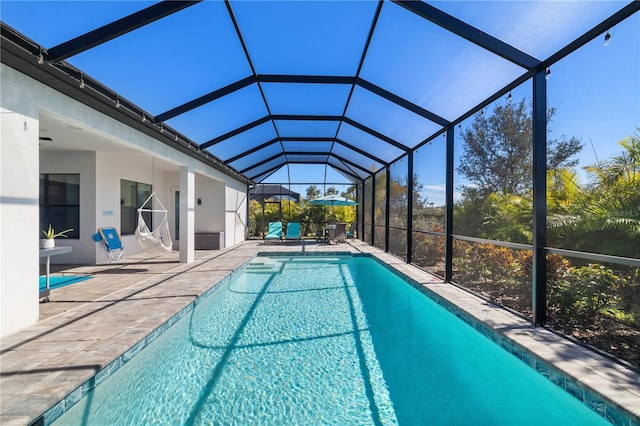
[179,165,195,263]
[246,184,251,240]
[532,69,548,326]
[371,175,376,246]
[385,166,391,252]
[359,181,364,241]
[445,128,454,282]
[407,152,414,263]
[355,182,361,240]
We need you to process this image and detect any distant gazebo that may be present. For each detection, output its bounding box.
[249,185,300,205]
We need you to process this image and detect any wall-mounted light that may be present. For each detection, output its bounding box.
[604,30,611,46]
[36,50,44,65]
[197,198,202,206]
[115,96,121,108]
[79,75,85,89]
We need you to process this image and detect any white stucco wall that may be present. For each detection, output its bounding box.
[195,174,225,233]
[1,65,43,334]
[0,107,40,335]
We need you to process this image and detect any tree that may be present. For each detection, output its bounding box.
[306,185,321,200]
[546,130,640,257]
[341,184,356,199]
[581,131,640,256]
[457,99,583,196]
[324,186,338,196]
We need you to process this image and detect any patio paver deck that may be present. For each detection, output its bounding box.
[1,240,638,425]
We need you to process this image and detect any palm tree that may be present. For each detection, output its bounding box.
[583,131,640,242]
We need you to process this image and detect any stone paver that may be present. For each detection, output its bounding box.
[1,240,638,425]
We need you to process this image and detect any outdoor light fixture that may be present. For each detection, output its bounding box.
[604,31,611,46]
[159,125,164,133]
[36,50,44,64]
[115,96,121,108]
[79,75,85,89]
[545,67,551,80]
[197,198,202,206]
[141,114,147,123]
[174,134,179,142]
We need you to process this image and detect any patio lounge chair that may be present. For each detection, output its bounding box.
[264,222,282,243]
[316,228,328,242]
[346,223,355,239]
[92,227,125,262]
[333,223,347,243]
[284,222,301,242]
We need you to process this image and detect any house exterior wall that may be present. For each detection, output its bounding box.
[195,174,225,234]
[95,151,171,261]
[40,151,97,264]
[0,64,248,336]
[0,107,40,335]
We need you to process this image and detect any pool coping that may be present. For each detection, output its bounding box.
[14,244,640,426]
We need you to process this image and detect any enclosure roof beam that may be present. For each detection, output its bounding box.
[47,1,200,61]
[392,0,540,70]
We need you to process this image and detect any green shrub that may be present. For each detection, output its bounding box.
[550,264,626,318]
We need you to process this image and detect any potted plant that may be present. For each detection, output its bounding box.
[40,224,74,249]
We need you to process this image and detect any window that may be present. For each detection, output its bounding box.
[40,174,80,239]
[120,180,152,235]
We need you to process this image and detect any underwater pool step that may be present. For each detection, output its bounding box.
[245,265,275,270]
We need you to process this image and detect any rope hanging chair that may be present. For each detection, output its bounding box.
[135,192,173,255]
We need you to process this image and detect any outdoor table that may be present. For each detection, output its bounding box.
[39,246,72,302]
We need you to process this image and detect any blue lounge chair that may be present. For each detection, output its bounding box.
[284,222,301,242]
[93,227,125,262]
[264,222,282,243]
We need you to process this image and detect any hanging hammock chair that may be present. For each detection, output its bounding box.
[135,192,173,255]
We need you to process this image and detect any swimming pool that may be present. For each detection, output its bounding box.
[52,255,609,425]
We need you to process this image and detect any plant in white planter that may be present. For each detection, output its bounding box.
[40,225,74,249]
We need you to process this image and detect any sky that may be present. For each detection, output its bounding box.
[1,1,638,203]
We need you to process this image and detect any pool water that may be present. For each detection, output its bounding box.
[39,275,92,292]
[54,256,608,425]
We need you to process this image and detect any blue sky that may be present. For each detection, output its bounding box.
[2,1,638,202]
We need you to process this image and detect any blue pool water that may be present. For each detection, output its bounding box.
[54,256,608,425]
[39,275,92,292]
